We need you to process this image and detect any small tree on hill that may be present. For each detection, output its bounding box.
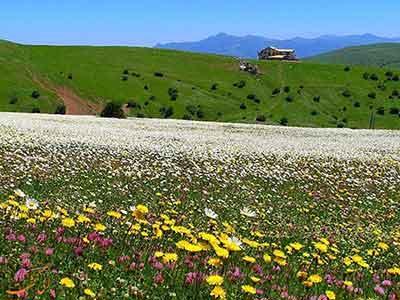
[100,102,126,119]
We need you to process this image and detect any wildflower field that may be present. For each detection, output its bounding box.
[0,112,399,299]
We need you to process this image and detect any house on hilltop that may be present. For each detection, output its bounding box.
[258,46,297,61]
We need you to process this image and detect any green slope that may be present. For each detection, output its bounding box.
[308,43,400,69]
[0,40,399,129]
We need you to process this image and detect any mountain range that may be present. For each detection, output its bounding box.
[155,33,400,59]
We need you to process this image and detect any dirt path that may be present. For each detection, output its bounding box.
[27,70,101,115]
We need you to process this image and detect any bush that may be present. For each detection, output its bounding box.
[136,113,145,118]
[279,117,288,126]
[123,69,129,75]
[121,75,129,81]
[389,107,399,115]
[196,109,204,119]
[100,102,126,119]
[239,103,247,110]
[254,98,261,104]
[363,72,370,80]
[183,114,192,120]
[211,83,218,91]
[126,101,138,108]
[313,96,320,103]
[154,72,164,77]
[392,90,399,97]
[247,94,256,100]
[337,122,345,128]
[342,90,351,98]
[67,74,73,80]
[385,71,393,78]
[31,91,41,99]
[368,92,376,99]
[31,107,40,113]
[283,86,290,93]
[54,104,66,115]
[311,110,318,116]
[186,105,197,115]
[256,115,266,122]
[9,96,18,105]
[344,66,351,72]
[376,107,385,115]
[149,95,156,101]
[393,75,399,81]
[285,96,294,102]
[272,88,280,96]
[370,74,379,81]
[160,106,174,118]
[377,84,386,91]
[132,72,141,78]
[233,80,246,88]
[168,87,179,101]
[144,85,149,90]
[354,101,361,108]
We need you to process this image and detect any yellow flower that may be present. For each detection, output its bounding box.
[136,204,149,214]
[388,267,400,275]
[308,274,322,284]
[84,288,96,298]
[94,223,106,232]
[77,215,91,223]
[62,218,75,228]
[250,276,261,283]
[60,277,75,288]
[176,240,203,252]
[208,258,222,267]
[212,244,229,258]
[343,281,353,287]
[241,285,257,294]
[88,263,103,271]
[290,242,304,251]
[206,275,224,286]
[263,253,272,263]
[273,249,286,258]
[314,242,328,253]
[154,251,164,258]
[326,290,336,300]
[243,256,256,263]
[162,253,178,264]
[378,242,389,251]
[107,210,122,219]
[210,286,226,299]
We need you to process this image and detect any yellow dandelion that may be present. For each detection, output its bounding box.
[241,285,257,294]
[62,218,75,228]
[206,275,224,286]
[210,286,226,299]
[60,277,75,288]
[88,263,103,271]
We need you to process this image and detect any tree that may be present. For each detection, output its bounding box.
[100,102,126,119]
[279,117,288,126]
[256,115,266,122]
[31,91,41,99]
[54,104,66,115]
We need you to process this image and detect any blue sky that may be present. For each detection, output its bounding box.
[1,0,399,46]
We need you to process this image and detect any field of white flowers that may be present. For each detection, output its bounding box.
[0,113,399,299]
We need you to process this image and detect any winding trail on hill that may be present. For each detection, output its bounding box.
[26,69,101,115]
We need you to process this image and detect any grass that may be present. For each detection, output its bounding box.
[308,43,400,69]
[0,40,399,129]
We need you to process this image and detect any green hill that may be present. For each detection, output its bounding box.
[308,43,400,69]
[0,40,399,129]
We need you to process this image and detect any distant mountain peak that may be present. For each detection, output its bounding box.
[155,33,400,59]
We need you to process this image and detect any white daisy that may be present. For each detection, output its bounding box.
[25,197,39,210]
[14,189,26,198]
[240,207,257,218]
[204,208,218,219]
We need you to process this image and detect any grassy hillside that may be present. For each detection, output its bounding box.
[308,43,400,69]
[0,40,399,129]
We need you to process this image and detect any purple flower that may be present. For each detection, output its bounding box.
[153,272,164,285]
[14,268,28,282]
[45,248,54,256]
[374,285,385,296]
[37,233,47,243]
[381,280,392,287]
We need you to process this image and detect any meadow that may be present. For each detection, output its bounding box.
[0,40,399,129]
[0,113,399,299]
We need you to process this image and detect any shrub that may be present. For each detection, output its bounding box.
[385,71,393,78]
[342,90,351,98]
[370,73,379,81]
[132,72,141,77]
[283,86,290,93]
[31,107,40,113]
[160,106,174,118]
[344,66,351,72]
[168,87,179,101]
[256,115,266,122]
[196,109,204,119]
[240,103,247,110]
[311,110,318,116]
[144,101,149,106]
[144,85,149,90]
[392,90,399,97]
[337,122,345,128]
[149,95,156,101]
[67,74,73,80]
[121,75,129,81]
[123,69,129,75]
[154,72,164,77]
[279,117,288,126]
[183,114,192,120]
[247,94,256,100]
[377,84,386,91]
[9,96,18,105]
[389,107,399,115]
[233,80,246,88]
[313,96,320,103]
[126,101,138,108]
[31,91,41,99]
[354,101,361,108]
[100,102,126,119]
[368,92,376,99]
[54,104,66,115]
[254,98,261,104]
[136,113,145,118]
[285,96,294,102]
[393,75,399,81]
[186,105,197,115]
[272,88,280,96]
[376,107,385,115]
[363,72,370,80]
[211,83,218,91]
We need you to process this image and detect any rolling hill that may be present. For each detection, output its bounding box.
[156,33,400,59]
[0,40,399,129]
[308,43,400,69]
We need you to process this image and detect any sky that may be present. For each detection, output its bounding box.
[1,0,399,46]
